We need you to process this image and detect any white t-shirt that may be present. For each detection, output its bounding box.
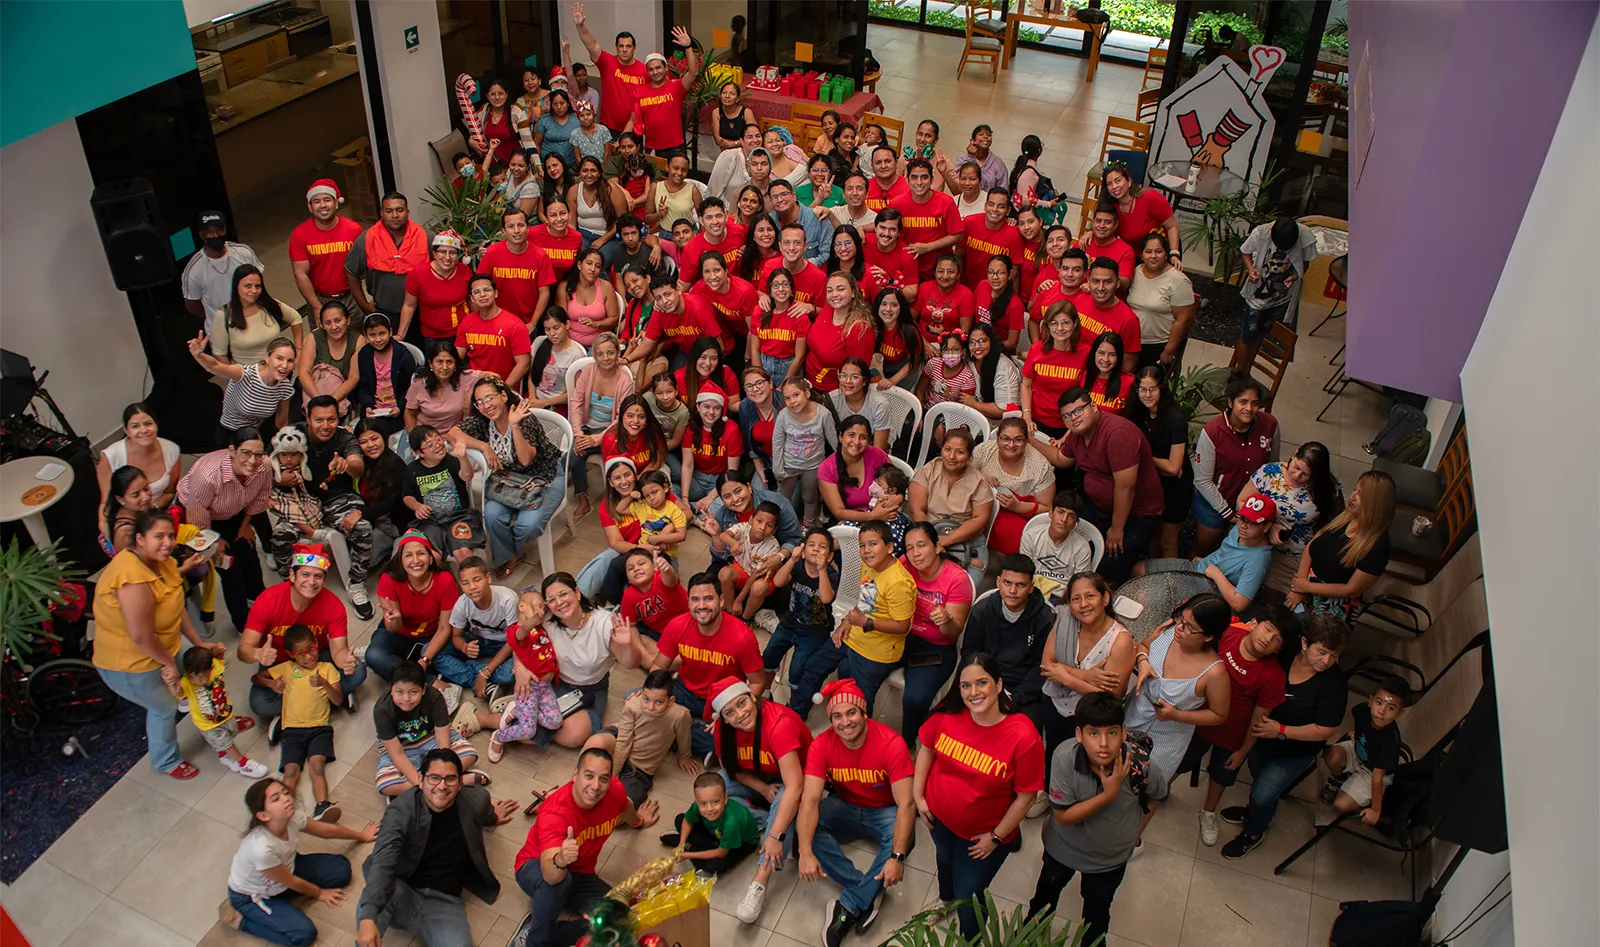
[449,585,519,644]
[544,608,617,686]
[102,437,182,499]
[1020,517,1094,592]
[228,810,307,898]
[182,243,263,323]
[954,193,984,220]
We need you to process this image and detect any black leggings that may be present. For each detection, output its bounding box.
[673,812,755,874]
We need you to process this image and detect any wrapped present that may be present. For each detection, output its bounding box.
[632,871,715,931]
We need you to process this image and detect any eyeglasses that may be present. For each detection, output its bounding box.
[423,773,462,786]
[1061,404,1091,422]
[474,392,505,406]
[235,448,267,459]
[998,435,1027,446]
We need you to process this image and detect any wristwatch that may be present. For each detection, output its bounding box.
[1276,723,1287,740]
[890,851,908,863]
[989,834,1004,847]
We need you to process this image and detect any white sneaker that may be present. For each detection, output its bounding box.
[177,699,191,715]
[735,881,767,923]
[754,609,780,634]
[1127,839,1145,860]
[1199,809,1220,847]
[223,754,269,778]
[1027,791,1049,819]
[347,583,370,606]
[352,645,368,664]
[440,683,464,714]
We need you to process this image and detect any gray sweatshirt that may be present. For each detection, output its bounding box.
[771,406,837,478]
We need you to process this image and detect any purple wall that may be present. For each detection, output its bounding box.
[1347,0,1597,401]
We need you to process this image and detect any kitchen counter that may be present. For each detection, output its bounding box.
[209,48,360,134]
[193,21,286,53]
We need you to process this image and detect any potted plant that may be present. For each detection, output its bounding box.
[880,894,1088,946]
[1170,362,1231,446]
[1178,162,1283,287]
[0,538,86,666]
[421,170,506,264]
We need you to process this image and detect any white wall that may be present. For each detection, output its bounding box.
[1458,14,1599,947]
[0,121,152,442]
[355,1,451,200]
[558,0,662,69]
[182,0,250,28]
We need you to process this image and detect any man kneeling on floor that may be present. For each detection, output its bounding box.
[799,679,917,947]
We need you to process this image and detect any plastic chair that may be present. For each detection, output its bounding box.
[885,456,916,483]
[1077,518,1105,570]
[564,356,595,406]
[529,408,574,581]
[879,385,922,458]
[917,402,990,464]
[828,524,862,624]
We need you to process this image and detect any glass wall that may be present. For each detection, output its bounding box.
[748,1,869,79]
[438,0,556,103]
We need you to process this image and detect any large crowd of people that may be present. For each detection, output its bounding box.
[86,8,1399,947]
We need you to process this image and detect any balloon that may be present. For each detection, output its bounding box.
[454,74,487,152]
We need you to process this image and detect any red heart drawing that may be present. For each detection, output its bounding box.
[1250,46,1285,80]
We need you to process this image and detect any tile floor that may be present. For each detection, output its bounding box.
[2,24,1399,947]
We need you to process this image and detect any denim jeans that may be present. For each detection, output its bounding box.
[761,621,828,685]
[530,676,610,744]
[1243,745,1322,836]
[365,627,433,682]
[369,519,402,568]
[686,470,720,504]
[840,646,900,714]
[811,797,898,915]
[249,647,367,719]
[900,635,957,748]
[372,878,474,947]
[673,677,714,757]
[930,816,1018,940]
[723,774,794,859]
[1026,849,1127,947]
[516,859,611,947]
[788,636,847,717]
[760,354,793,383]
[228,853,350,946]
[483,470,566,568]
[568,445,599,497]
[432,632,517,689]
[576,547,623,601]
[97,664,181,772]
[664,450,684,487]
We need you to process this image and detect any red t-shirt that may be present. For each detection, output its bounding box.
[689,276,759,337]
[289,216,363,296]
[477,241,556,323]
[597,492,643,542]
[890,191,963,279]
[1196,623,1288,751]
[454,309,532,379]
[374,571,460,639]
[865,175,909,212]
[1077,235,1136,281]
[655,612,762,697]
[1073,292,1143,356]
[1018,238,1043,292]
[404,265,472,339]
[674,364,740,402]
[1062,411,1165,518]
[760,258,827,306]
[804,315,877,393]
[1021,342,1090,429]
[712,700,812,780]
[960,218,1025,290]
[596,50,649,130]
[632,78,687,149]
[601,430,659,474]
[507,620,558,678]
[1088,373,1136,414]
[916,710,1044,843]
[974,282,1024,338]
[1116,190,1175,248]
[620,573,689,632]
[745,404,776,458]
[646,294,725,357]
[877,322,917,375]
[751,306,810,359]
[913,281,976,347]
[1029,276,1082,321]
[860,240,918,301]
[244,584,349,664]
[804,718,914,810]
[517,777,628,873]
[526,225,583,284]
[686,419,743,475]
[680,225,747,286]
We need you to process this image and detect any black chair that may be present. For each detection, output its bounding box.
[1345,630,1489,700]
[1355,593,1435,639]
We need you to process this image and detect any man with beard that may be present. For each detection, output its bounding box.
[476,207,555,324]
[646,572,766,755]
[289,179,363,320]
[346,192,433,319]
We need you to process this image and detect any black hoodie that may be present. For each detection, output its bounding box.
[961,588,1055,705]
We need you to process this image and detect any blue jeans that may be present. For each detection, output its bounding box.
[761,621,827,685]
[530,676,610,745]
[664,450,684,486]
[686,470,720,504]
[789,637,847,717]
[811,797,898,915]
[577,547,623,601]
[228,853,350,946]
[371,879,474,947]
[569,445,599,497]
[760,354,793,383]
[673,678,714,757]
[365,627,433,682]
[1190,489,1231,530]
[723,773,794,859]
[930,816,1018,940]
[1243,746,1321,837]
[432,632,517,689]
[247,647,367,719]
[98,664,181,773]
[516,859,611,947]
[483,470,566,568]
[840,646,900,714]
[1080,499,1159,585]
[900,635,957,748]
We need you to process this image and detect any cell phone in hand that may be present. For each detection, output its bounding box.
[216,553,234,570]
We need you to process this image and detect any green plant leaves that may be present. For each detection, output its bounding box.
[880,893,1091,947]
[0,538,83,665]
[422,172,507,263]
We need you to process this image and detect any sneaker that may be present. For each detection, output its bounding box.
[920,891,952,916]
[484,683,503,706]
[177,699,191,715]
[440,683,464,714]
[313,801,342,823]
[703,750,718,770]
[754,609,781,635]
[1220,805,1248,825]
[352,645,368,665]
[1320,775,1343,805]
[222,754,269,778]
[1026,791,1050,819]
[1220,831,1264,860]
[823,899,856,947]
[266,716,283,747]
[344,690,360,713]
[348,583,374,620]
[659,832,682,847]
[507,913,533,947]
[1199,809,1220,847]
[735,880,767,923]
[1127,839,1145,861]
[855,889,883,932]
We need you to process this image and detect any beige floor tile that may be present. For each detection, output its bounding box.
[123,730,235,808]
[1307,894,1341,946]
[1311,827,1416,904]
[1,860,107,947]
[111,809,247,941]
[1192,792,1319,893]
[40,777,188,893]
[1107,842,1193,947]
[1179,860,1310,947]
[58,898,191,947]
[711,907,771,947]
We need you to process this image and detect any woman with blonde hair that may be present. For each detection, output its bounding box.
[1286,470,1396,619]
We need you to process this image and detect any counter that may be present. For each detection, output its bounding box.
[193,21,286,53]
[209,48,365,195]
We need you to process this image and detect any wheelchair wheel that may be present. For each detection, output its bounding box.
[27,659,119,727]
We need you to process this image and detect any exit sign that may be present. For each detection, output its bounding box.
[405,25,419,54]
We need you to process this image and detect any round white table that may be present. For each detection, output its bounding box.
[0,455,77,549]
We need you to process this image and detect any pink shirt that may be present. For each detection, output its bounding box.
[900,556,973,646]
[817,446,888,512]
[404,369,482,433]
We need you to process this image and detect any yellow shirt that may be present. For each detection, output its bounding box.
[847,560,918,664]
[270,661,340,729]
[178,658,233,731]
[91,550,186,674]
[630,498,688,553]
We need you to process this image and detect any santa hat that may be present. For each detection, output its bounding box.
[269,428,312,482]
[814,678,867,713]
[695,385,726,408]
[707,677,752,721]
[602,456,637,479]
[644,52,668,66]
[395,530,436,553]
[549,65,568,82]
[290,542,332,573]
[306,178,343,204]
[1001,403,1023,419]
[432,229,465,251]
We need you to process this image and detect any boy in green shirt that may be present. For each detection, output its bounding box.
[659,771,760,873]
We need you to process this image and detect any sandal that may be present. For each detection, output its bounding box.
[466,768,493,787]
[487,734,505,764]
[234,716,256,733]
[524,788,547,817]
[494,560,518,580]
[168,761,200,780]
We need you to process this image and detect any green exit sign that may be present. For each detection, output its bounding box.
[404,25,419,54]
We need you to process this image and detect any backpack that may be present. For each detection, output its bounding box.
[1367,404,1427,459]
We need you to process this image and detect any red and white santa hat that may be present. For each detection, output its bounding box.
[306,178,343,204]
[707,676,752,720]
[814,678,867,713]
[1001,403,1023,419]
[694,384,727,409]
[432,229,465,251]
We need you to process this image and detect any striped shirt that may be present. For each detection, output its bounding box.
[220,363,295,430]
[176,449,271,528]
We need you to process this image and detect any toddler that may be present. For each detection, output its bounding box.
[714,503,784,618]
[631,469,688,558]
[255,624,343,821]
[488,589,564,761]
[180,648,267,778]
[266,429,323,577]
[868,464,912,555]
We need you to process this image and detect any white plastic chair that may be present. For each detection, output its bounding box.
[530,408,574,581]
[879,385,922,457]
[1020,511,1103,571]
[885,455,916,483]
[918,402,990,464]
[828,523,862,624]
[563,356,595,408]
[883,572,982,693]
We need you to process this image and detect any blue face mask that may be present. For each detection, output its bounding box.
[459,162,476,177]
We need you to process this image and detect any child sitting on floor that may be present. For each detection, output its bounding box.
[588,669,698,805]
[659,771,761,874]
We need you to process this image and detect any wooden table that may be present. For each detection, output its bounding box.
[1002,10,1106,80]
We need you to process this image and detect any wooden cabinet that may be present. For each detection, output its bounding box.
[221,32,289,86]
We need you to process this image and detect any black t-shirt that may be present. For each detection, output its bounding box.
[373,687,451,747]
[780,561,840,633]
[1306,527,1391,586]
[362,451,410,524]
[402,456,470,524]
[1137,405,1193,485]
[1259,665,1346,756]
[406,804,468,897]
[1351,703,1402,772]
[306,428,361,499]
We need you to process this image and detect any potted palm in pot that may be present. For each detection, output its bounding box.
[0,538,86,666]
[881,894,1090,946]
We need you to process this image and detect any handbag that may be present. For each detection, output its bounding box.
[931,517,978,569]
[484,468,548,511]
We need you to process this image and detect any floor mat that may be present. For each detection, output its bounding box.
[0,699,146,883]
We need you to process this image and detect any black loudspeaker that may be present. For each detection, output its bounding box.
[1430,664,1509,854]
[90,178,175,290]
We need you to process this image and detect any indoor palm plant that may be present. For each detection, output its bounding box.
[0,538,85,666]
[881,894,1090,946]
[422,170,506,264]
[1179,162,1283,287]
[1170,362,1230,446]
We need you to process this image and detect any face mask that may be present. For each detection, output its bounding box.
[459,163,475,177]
[202,236,225,252]
[941,353,962,367]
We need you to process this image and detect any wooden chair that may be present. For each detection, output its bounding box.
[862,112,904,153]
[1249,322,1297,409]
[758,116,816,145]
[1142,47,1167,90]
[1080,116,1152,231]
[789,101,832,126]
[644,154,668,175]
[1136,87,1161,124]
[958,3,1004,84]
